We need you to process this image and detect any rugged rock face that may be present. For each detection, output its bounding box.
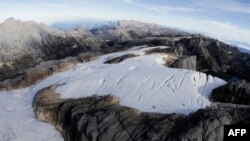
[161,36,250,82]
[0,52,100,90]
[104,54,138,64]
[33,86,185,141]
[210,80,250,105]
[0,18,102,81]
[171,56,197,70]
[34,86,250,141]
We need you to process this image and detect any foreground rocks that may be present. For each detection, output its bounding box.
[211,80,250,105]
[34,85,250,141]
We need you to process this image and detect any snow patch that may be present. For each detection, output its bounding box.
[0,46,227,140]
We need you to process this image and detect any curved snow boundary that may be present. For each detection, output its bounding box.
[0,46,226,141]
[55,46,226,114]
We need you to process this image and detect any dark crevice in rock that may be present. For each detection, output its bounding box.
[144,48,176,55]
[104,54,138,64]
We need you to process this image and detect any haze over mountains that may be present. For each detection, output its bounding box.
[52,19,117,31]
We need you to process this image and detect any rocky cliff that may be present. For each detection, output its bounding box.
[0,18,102,81]
[33,85,250,141]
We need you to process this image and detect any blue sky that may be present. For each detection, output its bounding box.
[0,0,250,45]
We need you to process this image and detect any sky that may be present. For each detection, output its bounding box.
[0,0,250,46]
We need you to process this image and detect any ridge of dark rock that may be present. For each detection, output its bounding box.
[211,80,250,105]
[33,85,250,141]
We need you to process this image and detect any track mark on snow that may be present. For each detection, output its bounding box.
[153,74,175,95]
[137,73,154,91]
[116,73,130,85]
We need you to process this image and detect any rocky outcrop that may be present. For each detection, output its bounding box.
[33,85,250,141]
[33,86,185,141]
[0,52,100,90]
[104,54,138,64]
[171,56,197,70]
[210,80,250,105]
[159,35,250,82]
[144,47,176,55]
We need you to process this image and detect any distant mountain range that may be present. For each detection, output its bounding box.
[52,19,117,31]
[0,18,189,81]
[53,19,250,52]
[224,40,250,54]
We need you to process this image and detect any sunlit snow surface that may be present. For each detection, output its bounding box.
[0,46,226,141]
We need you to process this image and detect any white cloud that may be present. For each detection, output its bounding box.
[205,21,239,30]
[195,0,250,14]
[146,5,202,13]
[122,0,250,44]
[218,4,250,14]
[124,0,137,4]
[192,20,250,45]
[12,3,68,8]
[123,0,202,13]
[0,2,69,9]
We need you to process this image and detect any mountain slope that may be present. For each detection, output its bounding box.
[91,20,188,41]
[0,18,102,81]
[0,46,226,141]
[0,18,190,82]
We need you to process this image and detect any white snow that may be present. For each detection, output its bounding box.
[0,88,64,141]
[0,46,227,141]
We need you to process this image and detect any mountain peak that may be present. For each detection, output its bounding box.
[1,17,20,25]
[5,17,16,22]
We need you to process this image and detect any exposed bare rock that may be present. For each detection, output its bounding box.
[170,35,250,81]
[0,18,103,82]
[33,86,185,141]
[144,47,176,55]
[0,52,100,90]
[77,52,102,62]
[170,109,232,141]
[33,85,250,141]
[0,57,76,90]
[104,54,138,64]
[210,80,250,105]
[171,56,197,70]
[144,45,184,56]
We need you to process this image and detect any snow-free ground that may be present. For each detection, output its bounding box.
[0,46,226,141]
